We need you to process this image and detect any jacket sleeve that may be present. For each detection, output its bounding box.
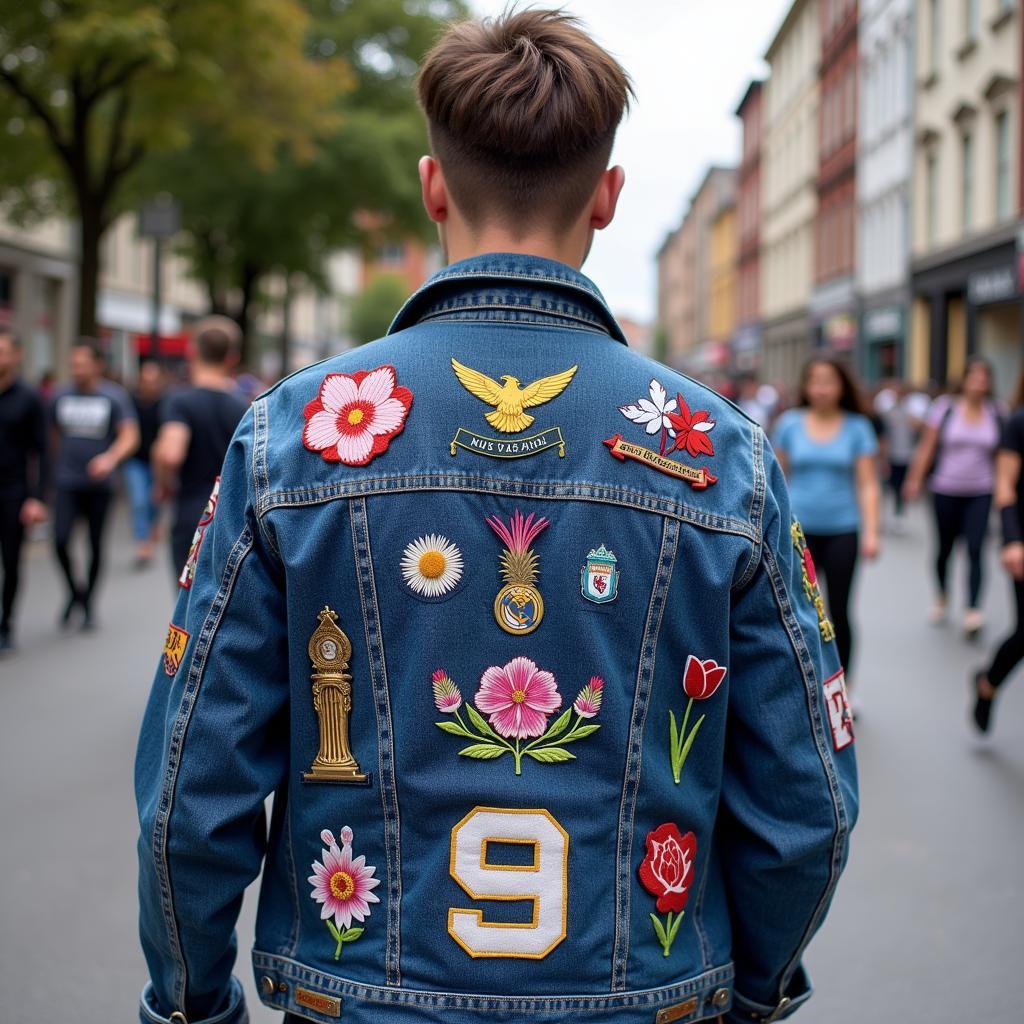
[135,403,289,1024]
[719,434,858,1023]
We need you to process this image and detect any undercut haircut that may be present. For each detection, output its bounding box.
[416,8,632,232]
[194,316,241,366]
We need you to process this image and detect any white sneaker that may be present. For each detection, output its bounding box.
[964,609,984,641]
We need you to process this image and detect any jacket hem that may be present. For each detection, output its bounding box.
[252,949,733,1016]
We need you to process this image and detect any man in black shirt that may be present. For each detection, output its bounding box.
[0,331,49,652]
[153,317,248,580]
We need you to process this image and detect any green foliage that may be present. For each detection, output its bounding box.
[349,273,409,346]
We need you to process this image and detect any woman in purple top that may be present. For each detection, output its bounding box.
[905,358,1003,639]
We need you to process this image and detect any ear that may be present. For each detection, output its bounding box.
[419,155,449,224]
[589,166,625,231]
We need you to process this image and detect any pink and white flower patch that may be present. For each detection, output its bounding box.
[476,656,562,740]
[303,365,412,467]
[309,826,380,959]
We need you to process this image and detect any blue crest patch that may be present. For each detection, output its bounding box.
[581,545,619,604]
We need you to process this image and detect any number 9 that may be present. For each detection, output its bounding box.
[448,806,569,959]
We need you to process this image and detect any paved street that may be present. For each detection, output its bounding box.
[1,501,1022,1023]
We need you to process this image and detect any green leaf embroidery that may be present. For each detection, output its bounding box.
[435,720,474,737]
[325,920,342,943]
[675,713,706,780]
[559,723,601,743]
[466,704,501,740]
[524,746,576,763]
[341,927,364,942]
[540,708,573,742]
[666,911,685,948]
[669,710,683,783]
[649,912,668,947]
[457,743,507,759]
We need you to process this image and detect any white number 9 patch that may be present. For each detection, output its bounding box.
[448,806,569,959]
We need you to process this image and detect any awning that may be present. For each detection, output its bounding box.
[97,290,180,336]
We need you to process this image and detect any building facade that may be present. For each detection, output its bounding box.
[858,0,915,381]
[910,0,1021,395]
[735,80,765,371]
[762,0,821,386]
[813,0,860,359]
[709,199,739,351]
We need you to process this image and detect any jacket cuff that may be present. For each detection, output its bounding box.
[139,978,248,1024]
[723,967,812,1023]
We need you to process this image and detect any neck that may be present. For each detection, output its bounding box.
[809,405,841,417]
[0,368,14,390]
[443,223,590,270]
[192,364,232,389]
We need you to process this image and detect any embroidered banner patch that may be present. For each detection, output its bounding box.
[823,669,854,751]
[603,435,717,489]
[162,623,190,676]
[450,426,565,459]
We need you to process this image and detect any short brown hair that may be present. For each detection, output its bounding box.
[417,8,632,231]
[194,316,241,365]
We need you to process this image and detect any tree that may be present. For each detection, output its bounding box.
[349,273,409,346]
[147,0,466,364]
[0,0,340,337]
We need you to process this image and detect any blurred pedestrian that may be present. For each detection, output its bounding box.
[904,358,1003,639]
[152,316,247,579]
[0,330,49,653]
[773,356,880,678]
[125,361,164,567]
[874,380,930,531]
[735,372,777,429]
[51,339,139,630]
[972,372,1024,732]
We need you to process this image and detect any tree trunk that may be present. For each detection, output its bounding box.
[76,197,103,339]
[235,262,261,369]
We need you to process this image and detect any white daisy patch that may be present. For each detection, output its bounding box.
[400,534,464,599]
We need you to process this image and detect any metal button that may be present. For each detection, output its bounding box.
[260,975,276,996]
[278,982,289,993]
[711,987,730,1009]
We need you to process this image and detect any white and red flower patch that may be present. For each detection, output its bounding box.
[303,365,412,467]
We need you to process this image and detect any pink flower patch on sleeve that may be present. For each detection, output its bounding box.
[303,365,412,467]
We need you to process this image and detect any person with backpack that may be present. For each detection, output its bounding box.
[904,357,1004,639]
[134,12,857,1024]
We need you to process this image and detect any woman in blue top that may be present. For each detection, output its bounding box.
[773,356,881,680]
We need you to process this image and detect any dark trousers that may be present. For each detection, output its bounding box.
[0,495,25,633]
[54,486,112,607]
[932,491,992,608]
[171,523,195,583]
[987,576,1024,688]
[804,531,859,674]
[888,462,909,516]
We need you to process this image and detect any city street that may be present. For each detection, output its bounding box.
[1,501,1022,1023]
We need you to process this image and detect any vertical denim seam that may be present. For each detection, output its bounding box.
[610,516,680,991]
[734,427,766,592]
[762,539,850,1003]
[252,399,281,560]
[150,523,254,1009]
[350,497,403,986]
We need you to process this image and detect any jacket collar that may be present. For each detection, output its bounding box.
[387,252,628,345]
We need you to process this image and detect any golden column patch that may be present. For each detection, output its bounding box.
[304,607,367,783]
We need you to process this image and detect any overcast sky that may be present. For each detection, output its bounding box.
[468,1,793,322]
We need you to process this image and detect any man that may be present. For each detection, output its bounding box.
[151,316,248,580]
[52,339,138,629]
[0,331,48,652]
[136,12,857,1024]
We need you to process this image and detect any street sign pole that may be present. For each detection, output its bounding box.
[139,195,181,367]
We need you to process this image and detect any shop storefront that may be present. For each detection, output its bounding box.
[762,309,812,392]
[911,226,1022,399]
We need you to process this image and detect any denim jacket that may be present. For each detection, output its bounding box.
[136,253,857,1024]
